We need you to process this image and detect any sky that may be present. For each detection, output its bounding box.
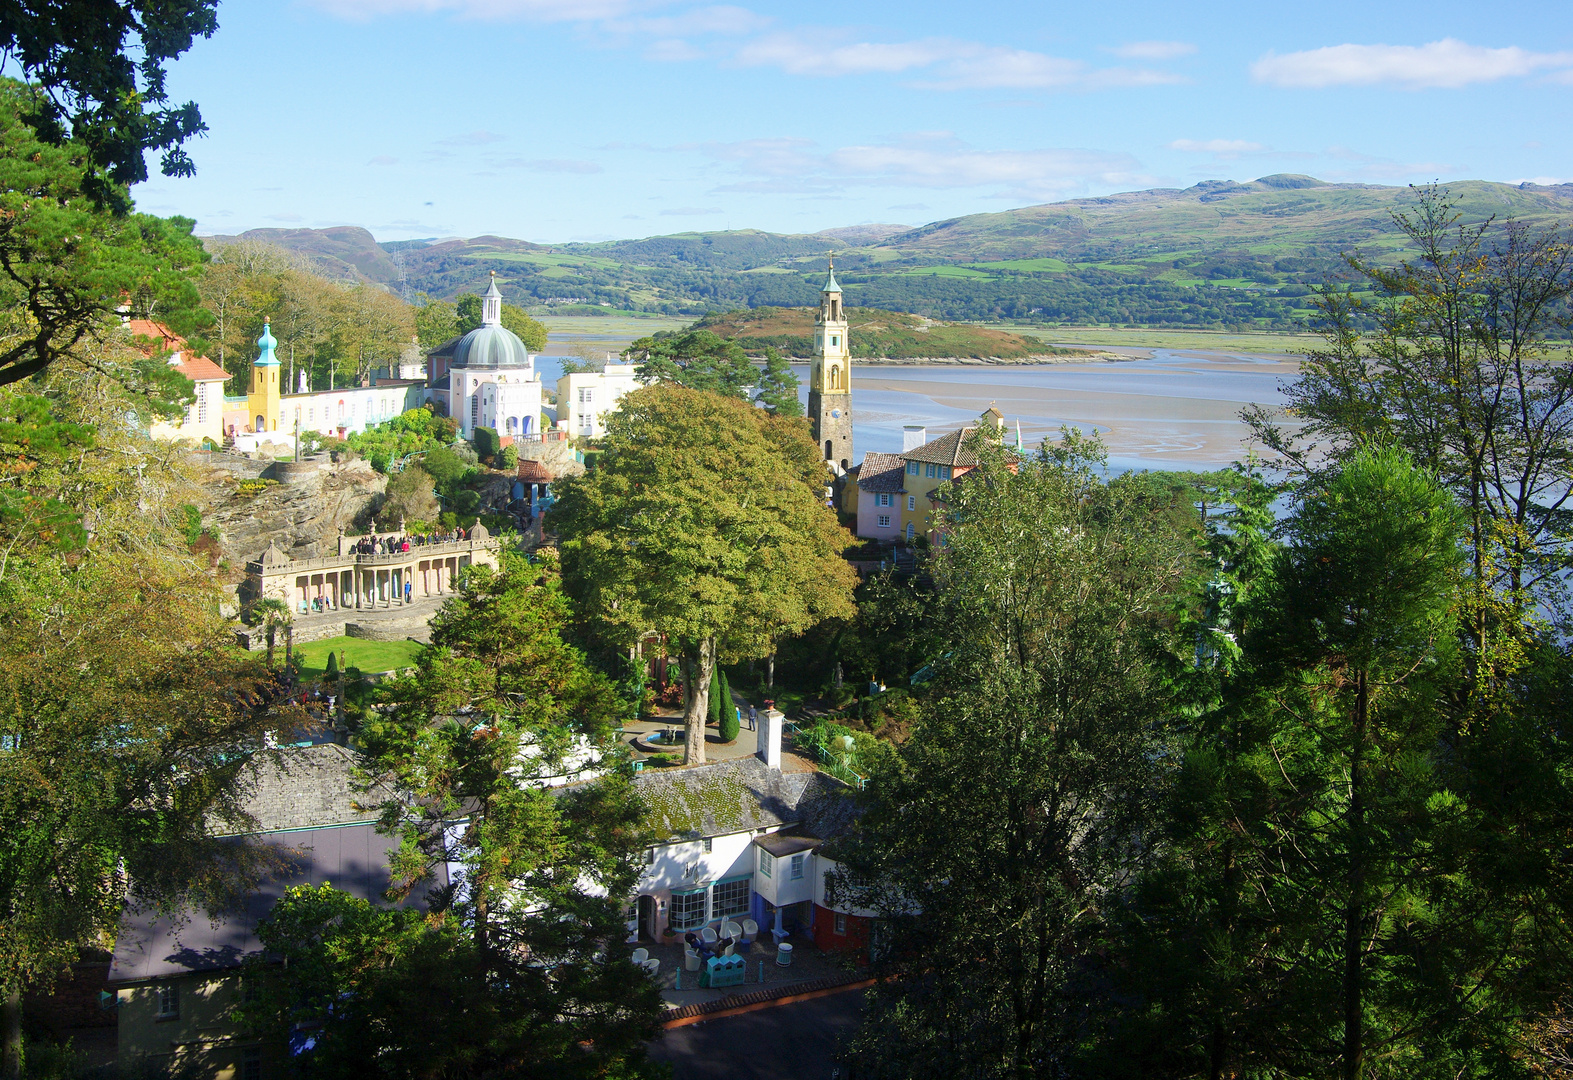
[125,0,1573,244]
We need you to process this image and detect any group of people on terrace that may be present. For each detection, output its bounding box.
[348,527,470,556]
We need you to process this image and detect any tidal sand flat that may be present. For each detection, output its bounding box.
[825,349,1303,472]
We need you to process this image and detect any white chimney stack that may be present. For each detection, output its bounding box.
[902,425,927,452]
[757,708,784,771]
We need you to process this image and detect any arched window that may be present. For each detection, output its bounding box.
[255,415,265,433]
[824,440,833,460]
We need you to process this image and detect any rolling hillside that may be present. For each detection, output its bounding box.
[691,307,1088,360]
[210,176,1573,332]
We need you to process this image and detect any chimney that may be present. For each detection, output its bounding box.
[757,708,784,771]
[902,425,927,452]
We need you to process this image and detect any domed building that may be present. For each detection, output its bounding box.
[426,272,543,440]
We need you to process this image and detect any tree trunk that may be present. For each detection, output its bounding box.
[682,638,715,766]
[1343,667,1368,1080]
[3,983,20,1080]
[265,625,276,668]
[766,650,775,689]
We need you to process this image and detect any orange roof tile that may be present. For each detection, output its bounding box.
[175,356,229,382]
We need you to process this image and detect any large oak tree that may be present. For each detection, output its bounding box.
[550,384,856,764]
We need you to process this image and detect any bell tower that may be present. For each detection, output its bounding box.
[809,256,853,472]
[246,318,281,433]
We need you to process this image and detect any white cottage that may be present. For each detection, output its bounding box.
[628,718,866,950]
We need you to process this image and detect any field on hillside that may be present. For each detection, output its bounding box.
[694,307,1090,360]
[999,325,1326,355]
[224,176,1573,332]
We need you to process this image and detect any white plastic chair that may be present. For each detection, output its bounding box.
[699,926,718,946]
[722,943,735,957]
[741,918,759,943]
[631,947,649,965]
[721,920,742,940]
[684,948,701,971]
[641,957,661,977]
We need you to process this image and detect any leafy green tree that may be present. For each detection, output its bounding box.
[832,431,1195,1080]
[626,329,756,399]
[454,293,547,351]
[0,79,209,395]
[253,597,292,668]
[551,384,858,764]
[413,293,458,348]
[754,346,802,416]
[0,0,216,193]
[0,373,287,1079]
[718,669,739,743]
[350,551,663,1079]
[1246,185,1573,639]
[381,464,440,526]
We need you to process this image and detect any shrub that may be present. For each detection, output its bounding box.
[718,669,739,743]
[473,426,501,460]
[498,444,518,469]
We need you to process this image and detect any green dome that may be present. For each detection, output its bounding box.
[452,323,531,369]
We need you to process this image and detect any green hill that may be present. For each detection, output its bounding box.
[691,306,1089,360]
[220,177,1573,332]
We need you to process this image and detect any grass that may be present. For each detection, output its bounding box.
[895,265,997,279]
[964,257,1071,272]
[993,324,1325,355]
[293,636,423,679]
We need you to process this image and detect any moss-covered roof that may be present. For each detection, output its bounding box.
[632,757,856,841]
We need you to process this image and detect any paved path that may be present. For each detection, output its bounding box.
[647,984,866,1080]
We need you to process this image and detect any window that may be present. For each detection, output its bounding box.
[471,395,479,425]
[790,854,805,880]
[242,1047,262,1080]
[702,837,713,854]
[156,983,179,1019]
[644,848,655,866]
[759,849,773,878]
[925,463,937,478]
[907,495,916,511]
[876,493,892,507]
[195,386,207,424]
[308,407,315,422]
[713,877,750,919]
[670,888,707,930]
[877,514,891,528]
[834,912,847,935]
[579,387,594,404]
[832,336,839,347]
[906,522,916,541]
[906,461,919,476]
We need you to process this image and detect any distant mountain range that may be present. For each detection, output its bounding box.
[208,175,1573,331]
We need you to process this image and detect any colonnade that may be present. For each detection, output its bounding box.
[291,554,471,614]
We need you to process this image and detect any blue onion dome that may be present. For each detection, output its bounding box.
[452,323,531,368]
[452,272,531,368]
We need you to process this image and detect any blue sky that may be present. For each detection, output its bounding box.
[127,0,1573,243]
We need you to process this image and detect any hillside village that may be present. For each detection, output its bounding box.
[5,7,1573,1080]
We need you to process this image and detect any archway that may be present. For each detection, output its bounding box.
[255,415,266,433]
[824,440,832,460]
[637,894,657,940]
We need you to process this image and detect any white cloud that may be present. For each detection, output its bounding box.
[309,0,645,20]
[1169,139,1266,153]
[1168,138,1271,161]
[440,130,505,146]
[1110,41,1196,60]
[701,134,1150,202]
[493,157,604,173]
[732,32,1181,90]
[1252,38,1573,89]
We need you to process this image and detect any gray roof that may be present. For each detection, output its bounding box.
[451,323,532,369]
[108,822,441,984]
[902,427,980,469]
[856,452,906,494]
[231,743,386,835]
[632,756,856,842]
[753,832,821,857]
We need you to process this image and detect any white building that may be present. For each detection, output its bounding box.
[425,273,544,441]
[626,717,869,953]
[556,362,644,440]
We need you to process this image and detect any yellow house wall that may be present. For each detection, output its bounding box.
[149,378,227,446]
[116,973,277,1079]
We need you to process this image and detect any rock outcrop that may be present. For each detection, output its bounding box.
[193,453,388,573]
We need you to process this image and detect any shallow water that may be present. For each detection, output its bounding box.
[801,350,1299,472]
[534,348,1301,474]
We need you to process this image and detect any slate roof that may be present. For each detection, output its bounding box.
[855,452,906,494]
[632,756,856,842]
[902,427,980,469]
[108,822,439,984]
[231,743,385,835]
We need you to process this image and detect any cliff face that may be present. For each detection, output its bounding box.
[193,454,388,571]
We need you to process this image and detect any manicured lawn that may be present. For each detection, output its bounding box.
[293,636,423,678]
